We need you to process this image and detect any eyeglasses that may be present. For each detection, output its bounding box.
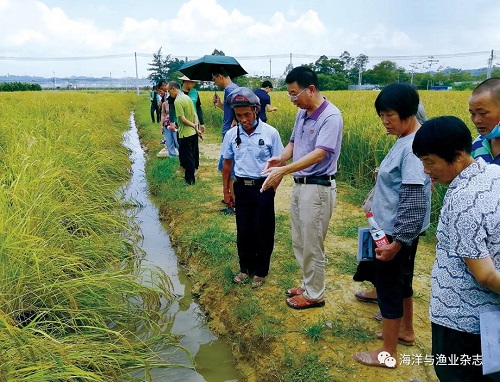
[287,87,308,101]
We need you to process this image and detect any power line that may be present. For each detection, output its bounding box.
[0,50,495,63]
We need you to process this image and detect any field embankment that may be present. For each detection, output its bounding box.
[137,90,474,382]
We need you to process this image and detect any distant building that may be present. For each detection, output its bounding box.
[348,84,380,91]
[429,85,452,91]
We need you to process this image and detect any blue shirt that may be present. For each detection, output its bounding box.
[254,88,271,122]
[222,83,238,139]
[222,120,284,178]
[290,99,343,177]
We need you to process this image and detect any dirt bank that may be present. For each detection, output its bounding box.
[161,141,438,382]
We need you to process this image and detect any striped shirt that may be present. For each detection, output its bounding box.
[471,135,500,165]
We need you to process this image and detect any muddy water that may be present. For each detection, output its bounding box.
[123,113,241,382]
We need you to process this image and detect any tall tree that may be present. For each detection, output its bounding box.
[147,47,165,84]
[211,49,226,56]
[363,60,399,86]
[147,47,186,84]
[339,51,354,71]
[349,54,369,84]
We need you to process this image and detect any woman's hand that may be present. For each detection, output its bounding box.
[375,241,402,261]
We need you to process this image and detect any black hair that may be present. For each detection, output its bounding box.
[471,77,500,105]
[210,65,230,78]
[412,116,472,164]
[157,80,167,88]
[261,80,273,88]
[285,66,319,89]
[375,83,419,120]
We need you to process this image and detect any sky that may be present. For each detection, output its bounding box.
[1,0,500,79]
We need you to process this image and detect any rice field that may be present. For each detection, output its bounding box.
[200,89,473,228]
[0,88,475,380]
[0,91,184,381]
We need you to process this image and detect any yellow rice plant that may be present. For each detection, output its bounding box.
[0,91,186,381]
[199,89,475,228]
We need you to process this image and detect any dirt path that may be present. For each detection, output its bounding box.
[181,143,439,382]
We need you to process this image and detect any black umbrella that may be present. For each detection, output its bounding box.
[178,55,247,81]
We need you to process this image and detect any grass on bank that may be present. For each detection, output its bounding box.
[0,91,188,381]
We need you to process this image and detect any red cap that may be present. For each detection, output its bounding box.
[366,212,373,218]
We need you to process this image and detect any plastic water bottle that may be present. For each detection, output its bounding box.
[366,212,390,248]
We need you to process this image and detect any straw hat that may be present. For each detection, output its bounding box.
[178,75,199,82]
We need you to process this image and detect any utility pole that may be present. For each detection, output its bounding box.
[269,59,272,78]
[426,56,439,90]
[135,52,139,95]
[487,50,494,79]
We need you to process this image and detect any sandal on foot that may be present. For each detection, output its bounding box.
[375,331,415,346]
[233,272,249,284]
[353,350,397,368]
[251,276,265,289]
[373,310,383,321]
[354,291,378,303]
[286,294,325,310]
[285,286,304,297]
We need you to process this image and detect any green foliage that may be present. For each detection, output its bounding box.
[281,351,333,382]
[328,318,373,342]
[303,320,327,342]
[363,60,400,86]
[0,82,42,91]
[147,47,186,85]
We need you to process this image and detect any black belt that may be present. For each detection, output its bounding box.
[235,177,266,186]
[293,175,335,186]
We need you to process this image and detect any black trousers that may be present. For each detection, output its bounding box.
[375,234,418,319]
[178,134,197,185]
[432,323,500,382]
[150,102,160,123]
[234,179,275,277]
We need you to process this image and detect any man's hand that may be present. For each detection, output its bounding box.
[260,156,285,192]
[223,190,234,208]
[375,241,402,261]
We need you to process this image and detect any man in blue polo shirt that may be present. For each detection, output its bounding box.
[469,78,500,165]
[261,66,343,309]
[222,87,284,289]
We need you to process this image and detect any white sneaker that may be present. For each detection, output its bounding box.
[157,148,169,158]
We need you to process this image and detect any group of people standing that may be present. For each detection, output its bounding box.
[350,79,500,381]
[154,66,500,381]
[154,77,205,185]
